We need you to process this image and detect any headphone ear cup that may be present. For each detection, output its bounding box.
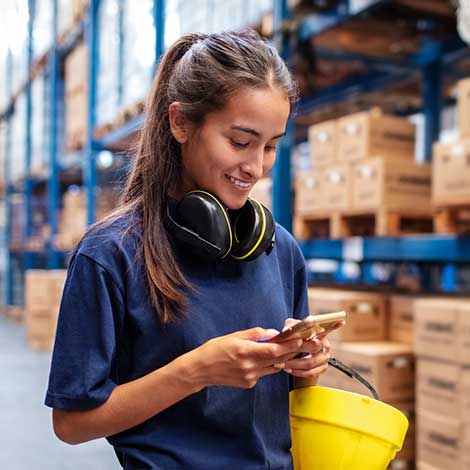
[165,191,233,260]
[230,199,275,261]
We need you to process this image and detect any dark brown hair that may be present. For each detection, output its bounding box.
[108,30,297,324]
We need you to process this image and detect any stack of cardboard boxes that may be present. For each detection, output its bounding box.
[24,270,67,351]
[295,108,432,237]
[414,298,470,470]
[55,186,119,249]
[65,41,88,150]
[433,78,470,234]
[310,288,417,470]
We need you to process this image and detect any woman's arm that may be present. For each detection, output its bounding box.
[53,327,304,444]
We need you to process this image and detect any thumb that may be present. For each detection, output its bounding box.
[232,327,280,342]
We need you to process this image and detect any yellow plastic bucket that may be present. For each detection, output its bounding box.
[290,386,409,470]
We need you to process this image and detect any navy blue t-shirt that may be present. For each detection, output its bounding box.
[45,212,309,469]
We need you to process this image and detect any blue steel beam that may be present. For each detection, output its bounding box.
[5,50,14,305]
[298,0,391,40]
[154,0,165,64]
[117,0,125,107]
[300,236,470,263]
[421,41,442,162]
[298,68,413,115]
[48,0,60,268]
[24,0,35,271]
[85,0,100,226]
[272,0,292,232]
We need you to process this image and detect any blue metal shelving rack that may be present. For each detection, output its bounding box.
[1,0,470,307]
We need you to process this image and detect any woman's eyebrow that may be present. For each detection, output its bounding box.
[230,125,286,140]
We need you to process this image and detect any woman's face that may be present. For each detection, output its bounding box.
[170,86,290,209]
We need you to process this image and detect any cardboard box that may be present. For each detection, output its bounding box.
[323,162,352,210]
[416,359,470,420]
[432,140,470,206]
[308,288,387,342]
[25,270,67,310]
[458,78,470,139]
[334,341,415,401]
[250,177,272,210]
[390,400,416,462]
[414,298,470,364]
[25,309,59,340]
[295,170,325,215]
[417,411,470,470]
[65,41,88,96]
[352,158,431,211]
[308,119,338,166]
[337,109,415,162]
[389,295,419,346]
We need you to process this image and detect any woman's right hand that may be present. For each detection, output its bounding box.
[185,327,304,390]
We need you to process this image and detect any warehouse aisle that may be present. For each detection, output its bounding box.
[0,317,120,470]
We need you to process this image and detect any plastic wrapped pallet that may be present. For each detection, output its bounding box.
[97,0,120,126]
[31,74,48,176]
[57,0,73,39]
[6,2,28,90]
[164,0,271,48]
[10,94,26,182]
[122,0,154,108]
[32,0,53,60]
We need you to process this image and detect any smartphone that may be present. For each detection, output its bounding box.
[268,311,346,344]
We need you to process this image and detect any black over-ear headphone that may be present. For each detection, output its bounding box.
[165,190,276,262]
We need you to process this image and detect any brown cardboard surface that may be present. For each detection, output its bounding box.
[389,400,416,462]
[65,41,88,96]
[337,109,415,162]
[458,78,470,139]
[333,341,415,402]
[323,162,352,210]
[389,295,420,346]
[250,178,272,211]
[295,170,326,214]
[25,270,67,310]
[432,140,470,205]
[414,298,470,364]
[308,119,338,166]
[308,288,387,342]
[352,158,431,211]
[417,411,470,470]
[416,358,470,420]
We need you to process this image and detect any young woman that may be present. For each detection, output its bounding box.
[46,30,340,469]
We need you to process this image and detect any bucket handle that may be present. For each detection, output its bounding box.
[328,357,380,401]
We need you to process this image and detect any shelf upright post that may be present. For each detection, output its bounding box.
[153,0,165,68]
[421,40,442,162]
[5,49,14,305]
[24,0,35,271]
[272,0,293,232]
[117,0,125,108]
[85,0,100,226]
[48,0,60,268]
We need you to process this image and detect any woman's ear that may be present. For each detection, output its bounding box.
[168,102,189,143]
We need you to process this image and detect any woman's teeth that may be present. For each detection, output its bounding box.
[227,175,250,188]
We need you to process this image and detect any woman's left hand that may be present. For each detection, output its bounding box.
[281,318,337,379]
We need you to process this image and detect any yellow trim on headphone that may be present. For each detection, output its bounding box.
[187,190,233,258]
[232,198,266,260]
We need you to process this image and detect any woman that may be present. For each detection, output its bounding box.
[46,30,339,469]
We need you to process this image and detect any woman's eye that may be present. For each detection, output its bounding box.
[230,139,249,149]
[265,145,277,152]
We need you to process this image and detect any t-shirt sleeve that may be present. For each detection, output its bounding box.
[45,252,124,411]
[293,258,310,321]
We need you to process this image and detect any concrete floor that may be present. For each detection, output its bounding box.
[0,316,120,470]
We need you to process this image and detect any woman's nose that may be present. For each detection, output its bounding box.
[240,149,265,180]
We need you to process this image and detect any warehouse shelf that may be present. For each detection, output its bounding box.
[299,235,470,263]
[2,0,470,307]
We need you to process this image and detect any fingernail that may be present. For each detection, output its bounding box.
[273,362,285,369]
[284,368,292,374]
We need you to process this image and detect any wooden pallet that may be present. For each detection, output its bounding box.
[434,204,470,235]
[114,98,146,127]
[294,208,433,239]
[1,307,24,324]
